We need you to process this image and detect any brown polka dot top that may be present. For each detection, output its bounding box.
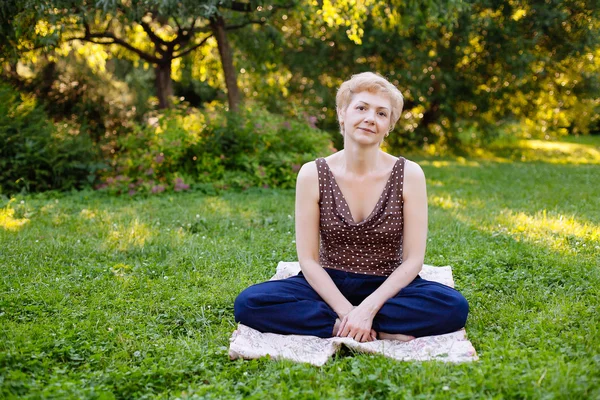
[316,157,406,276]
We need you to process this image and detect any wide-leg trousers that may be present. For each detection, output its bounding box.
[234,267,469,338]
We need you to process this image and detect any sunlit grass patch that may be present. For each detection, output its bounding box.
[419,158,481,168]
[496,209,599,253]
[79,208,97,220]
[105,219,155,251]
[481,136,600,164]
[0,207,29,231]
[515,139,600,164]
[1,162,599,398]
[429,195,464,210]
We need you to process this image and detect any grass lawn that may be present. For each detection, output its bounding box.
[1,137,599,399]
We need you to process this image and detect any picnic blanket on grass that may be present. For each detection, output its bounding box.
[229,262,478,366]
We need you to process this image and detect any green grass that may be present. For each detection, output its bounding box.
[1,137,600,399]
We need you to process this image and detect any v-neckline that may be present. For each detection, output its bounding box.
[322,158,400,225]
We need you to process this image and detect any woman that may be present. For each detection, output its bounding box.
[234,72,468,343]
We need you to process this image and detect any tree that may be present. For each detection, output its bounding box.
[1,0,292,110]
[238,0,600,149]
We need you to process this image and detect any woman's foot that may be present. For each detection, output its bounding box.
[378,332,415,342]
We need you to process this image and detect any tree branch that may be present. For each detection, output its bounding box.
[140,20,168,48]
[66,35,160,64]
[225,20,266,31]
[173,16,182,31]
[228,1,253,12]
[173,34,213,59]
[188,25,212,35]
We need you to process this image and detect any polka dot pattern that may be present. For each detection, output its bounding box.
[316,157,406,277]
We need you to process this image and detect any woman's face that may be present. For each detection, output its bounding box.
[339,91,392,145]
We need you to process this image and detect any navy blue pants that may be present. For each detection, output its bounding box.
[234,268,469,338]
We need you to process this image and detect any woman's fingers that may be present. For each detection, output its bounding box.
[336,315,374,342]
[371,329,377,341]
[337,317,349,337]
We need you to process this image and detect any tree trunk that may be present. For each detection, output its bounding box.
[155,61,173,109]
[210,15,240,112]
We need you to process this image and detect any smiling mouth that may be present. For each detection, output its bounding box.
[358,127,376,134]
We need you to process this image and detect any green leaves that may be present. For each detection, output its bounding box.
[0,83,100,194]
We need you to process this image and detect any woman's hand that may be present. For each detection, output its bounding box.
[336,306,378,342]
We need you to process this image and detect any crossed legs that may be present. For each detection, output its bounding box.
[234,272,468,339]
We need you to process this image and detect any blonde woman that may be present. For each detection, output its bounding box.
[235,72,468,342]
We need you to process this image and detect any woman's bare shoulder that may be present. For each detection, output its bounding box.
[296,161,320,201]
[402,158,425,179]
[401,158,426,192]
[297,160,318,180]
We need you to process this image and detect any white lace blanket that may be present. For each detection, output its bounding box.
[229,262,478,366]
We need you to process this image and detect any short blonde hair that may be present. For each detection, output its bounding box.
[336,72,404,134]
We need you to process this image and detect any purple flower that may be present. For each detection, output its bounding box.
[291,163,301,173]
[281,121,291,130]
[173,177,190,192]
[308,116,318,129]
[145,168,154,176]
[151,185,165,194]
[154,154,165,164]
[128,189,136,196]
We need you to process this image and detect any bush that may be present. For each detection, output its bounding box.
[0,82,101,194]
[98,102,334,194]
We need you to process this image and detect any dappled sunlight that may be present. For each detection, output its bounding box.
[236,208,260,223]
[497,210,599,252]
[517,140,600,164]
[0,208,30,231]
[448,206,599,254]
[432,193,599,254]
[420,159,481,168]
[203,197,233,218]
[482,139,600,165]
[427,179,445,187]
[80,209,98,220]
[429,195,464,210]
[106,219,155,251]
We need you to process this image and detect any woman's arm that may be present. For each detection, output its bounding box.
[295,162,354,319]
[337,160,428,336]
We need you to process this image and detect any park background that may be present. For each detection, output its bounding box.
[1,0,599,398]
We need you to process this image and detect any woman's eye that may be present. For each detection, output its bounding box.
[379,112,387,117]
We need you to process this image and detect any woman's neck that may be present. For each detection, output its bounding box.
[339,140,385,176]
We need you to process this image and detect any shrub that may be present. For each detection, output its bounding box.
[97,102,334,194]
[0,83,101,194]
[201,103,335,189]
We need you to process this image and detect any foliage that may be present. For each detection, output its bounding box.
[98,102,334,194]
[0,82,101,194]
[236,0,600,151]
[2,0,295,109]
[1,0,600,187]
[35,50,139,143]
[1,139,599,397]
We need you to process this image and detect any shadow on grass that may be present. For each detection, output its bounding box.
[422,162,599,368]
[1,159,599,398]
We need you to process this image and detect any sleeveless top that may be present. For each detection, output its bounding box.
[316,157,406,276]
